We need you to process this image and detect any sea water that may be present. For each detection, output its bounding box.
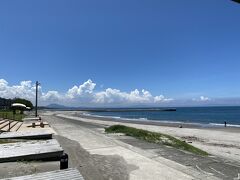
[88,106,240,127]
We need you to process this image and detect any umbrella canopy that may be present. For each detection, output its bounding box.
[11,103,27,108]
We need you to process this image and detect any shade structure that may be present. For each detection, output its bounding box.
[11,103,27,109]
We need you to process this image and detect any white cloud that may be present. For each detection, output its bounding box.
[0,79,36,100]
[41,91,62,102]
[66,79,96,98]
[192,96,210,102]
[94,88,173,105]
[200,96,210,101]
[154,95,173,103]
[0,78,173,106]
[0,79,8,91]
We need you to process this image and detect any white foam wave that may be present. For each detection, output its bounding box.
[209,123,240,128]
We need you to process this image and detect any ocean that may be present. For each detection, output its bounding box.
[87,106,240,127]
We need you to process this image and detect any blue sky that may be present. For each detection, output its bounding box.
[0,0,240,106]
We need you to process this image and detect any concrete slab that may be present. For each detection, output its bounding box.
[23,117,41,121]
[0,139,63,163]
[0,168,84,180]
[18,126,56,135]
[0,130,53,140]
[0,161,59,179]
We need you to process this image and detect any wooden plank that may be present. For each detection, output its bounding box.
[0,168,84,180]
[10,122,23,132]
[0,120,7,125]
[9,121,19,130]
[0,130,53,139]
[0,139,63,163]
[1,121,18,132]
[0,121,12,131]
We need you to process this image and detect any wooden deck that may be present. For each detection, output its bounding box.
[0,168,84,180]
[0,139,63,162]
[0,120,23,132]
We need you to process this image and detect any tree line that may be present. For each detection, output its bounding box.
[0,97,33,110]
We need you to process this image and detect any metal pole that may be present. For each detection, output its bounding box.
[35,81,39,117]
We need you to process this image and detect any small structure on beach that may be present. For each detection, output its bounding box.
[11,103,27,114]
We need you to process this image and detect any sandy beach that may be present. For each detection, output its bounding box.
[40,110,240,180]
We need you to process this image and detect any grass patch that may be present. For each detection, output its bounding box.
[105,125,208,156]
[0,110,25,121]
[0,139,18,144]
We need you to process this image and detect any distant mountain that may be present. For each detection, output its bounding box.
[46,104,68,109]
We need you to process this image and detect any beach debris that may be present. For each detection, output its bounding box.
[181,136,205,143]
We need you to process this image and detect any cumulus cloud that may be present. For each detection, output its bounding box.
[94,88,173,105]
[200,96,210,101]
[41,91,62,102]
[192,96,210,102]
[66,79,96,99]
[0,79,36,100]
[0,78,173,106]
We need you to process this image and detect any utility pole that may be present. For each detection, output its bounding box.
[35,81,40,117]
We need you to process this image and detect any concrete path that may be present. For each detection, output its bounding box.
[44,114,221,180]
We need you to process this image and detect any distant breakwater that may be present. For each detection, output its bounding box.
[82,108,176,112]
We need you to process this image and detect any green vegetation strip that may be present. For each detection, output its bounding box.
[105,125,208,156]
[0,111,25,121]
[0,139,18,144]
